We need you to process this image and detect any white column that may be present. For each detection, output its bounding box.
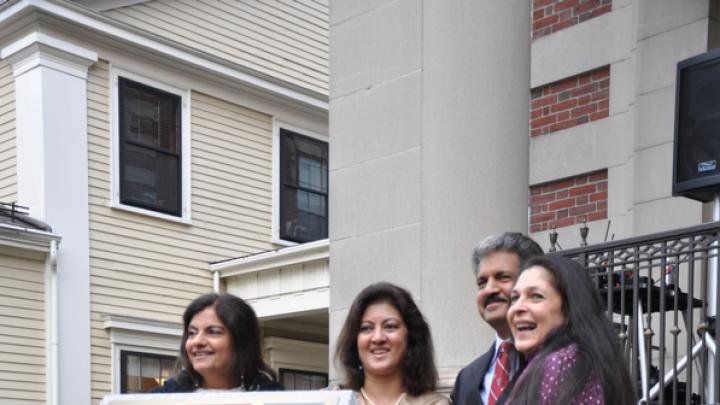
[1,32,97,405]
[329,0,531,388]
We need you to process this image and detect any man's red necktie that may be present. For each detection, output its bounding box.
[488,341,512,405]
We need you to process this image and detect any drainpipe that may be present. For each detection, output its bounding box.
[49,239,58,405]
[212,269,220,293]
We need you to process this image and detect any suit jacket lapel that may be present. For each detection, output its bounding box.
[473,342,497,405]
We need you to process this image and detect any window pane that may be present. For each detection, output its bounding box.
[298,155,326,193]
[296,137,327,166]
[125,96,159,146]
[282,136,298,186]
[297,190,326,216]
[126,355,140,392]
[279,369,328,391]
[311,374,327,387]
[281,188,327,241]
[140,356,160,392]
[284,373,295,390]
[280,129,328,243]
[121,351,176,394]
[297,210,327,240]
[161,358,174,381]
[122,80,180,153]
[296,373,311,390]
[122,144,180,214]
[119,77,182,216]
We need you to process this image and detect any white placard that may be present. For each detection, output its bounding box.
[100,390,356,405]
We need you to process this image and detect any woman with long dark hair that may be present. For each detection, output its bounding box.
[505,255,635,405]
[334,282,449,405]
[152,293,282,392]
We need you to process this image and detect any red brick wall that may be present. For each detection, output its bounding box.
[530,66,609,137]
[529,169,607,233]
[533,0,612,39]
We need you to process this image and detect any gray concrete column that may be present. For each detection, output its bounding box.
[329,0,531,388]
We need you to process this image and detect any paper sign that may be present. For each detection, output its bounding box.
[100,390,356,405]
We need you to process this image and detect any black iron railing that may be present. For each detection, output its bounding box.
[560,222,720,405]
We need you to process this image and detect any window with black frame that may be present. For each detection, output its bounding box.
[120,351,176,393]
[119,77,182,216]
[279,129,328,243]
[279,368,328,390]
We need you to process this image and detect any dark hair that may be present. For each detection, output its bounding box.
[472,232,543,276]
[175,293,277,390]
[508,255,635,405]
[334,282,438,396]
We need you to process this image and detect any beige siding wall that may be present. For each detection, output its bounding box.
[0,251,46,404]
[103,0,329,95]
[0,60,16,203]
[87,60,275,401]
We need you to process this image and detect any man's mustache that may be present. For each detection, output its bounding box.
[484,293,508,307]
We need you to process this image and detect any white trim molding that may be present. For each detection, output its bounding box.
[0,30,96,224]
[103,315,182,394]
[211,239,329,278]
[109,66,192,224]
[0,0,328,111]
[46,239,58,405]
[271,120,329,246]
[0,31,97,79]
[0,222,60,252]
[264,336,329,374]
[216,240,329,319]
[73,0,151,12]
[103,315,183,338]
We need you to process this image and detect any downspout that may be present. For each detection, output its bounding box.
[49,239,59,405]
[212,269,220,293]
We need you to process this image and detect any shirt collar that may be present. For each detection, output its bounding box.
[492,335,513,360]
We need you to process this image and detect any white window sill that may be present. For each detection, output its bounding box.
[111,202,192,225]
[272,237,299,247]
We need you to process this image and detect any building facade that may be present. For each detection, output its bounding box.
[0,0,330,403]
[3,0,719,402]
[328,0,717,392]
[0,205,60,403]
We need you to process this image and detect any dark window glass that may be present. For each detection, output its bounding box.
[120,351,176,393]
[280,129,328,243]
[119,77,182,216]
[279,368,328,390]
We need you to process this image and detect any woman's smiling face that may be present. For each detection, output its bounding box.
[356,301,408,380]
[185,306,233,388]
[507,266,566,355]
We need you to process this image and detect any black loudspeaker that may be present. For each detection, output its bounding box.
[673,48,720,202]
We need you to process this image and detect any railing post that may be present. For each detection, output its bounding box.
[708,194,720,402]
[560,221,720,402]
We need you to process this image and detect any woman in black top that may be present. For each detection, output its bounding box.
[152,293,282,392]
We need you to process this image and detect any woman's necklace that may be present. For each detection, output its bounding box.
[360,387,406,405]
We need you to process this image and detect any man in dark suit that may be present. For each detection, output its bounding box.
[450,232,543,405]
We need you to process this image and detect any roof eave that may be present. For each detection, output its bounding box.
[0,222,61,252]
[0,0,329,111]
